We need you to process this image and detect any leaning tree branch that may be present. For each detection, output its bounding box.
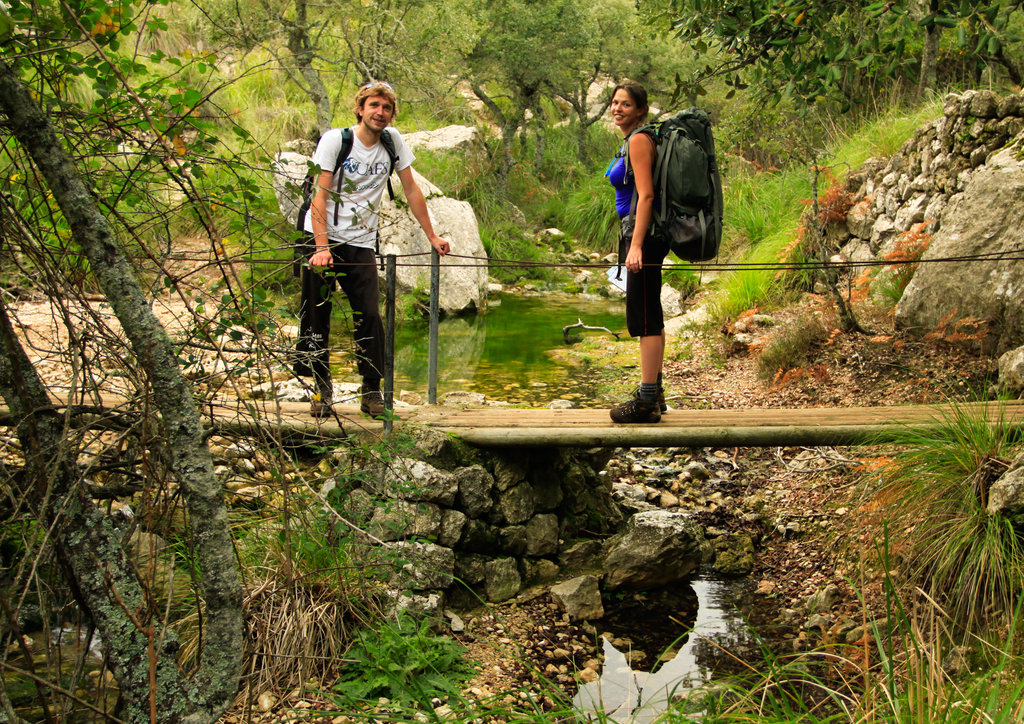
[0,57,243,723]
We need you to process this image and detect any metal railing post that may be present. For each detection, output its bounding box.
[428,248,440,404]
[384,254,396,433]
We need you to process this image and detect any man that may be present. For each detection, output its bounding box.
[300,81,450,418]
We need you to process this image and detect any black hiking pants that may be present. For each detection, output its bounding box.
[297,240,384,398]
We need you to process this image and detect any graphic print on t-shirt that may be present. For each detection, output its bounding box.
[303,126,415,249]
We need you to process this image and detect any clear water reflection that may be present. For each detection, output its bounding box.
[574,572,757,722]
[393,292,625,405]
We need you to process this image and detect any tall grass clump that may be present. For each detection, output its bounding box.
[562,172,620,253]
[827,96,945,173]
[851,566,1024,723]
[756,311,830,382]
[708,166,812,322]
[874,402,1024,635]
[202,487,369,702]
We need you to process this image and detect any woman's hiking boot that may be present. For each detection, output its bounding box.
[610,389,662,424]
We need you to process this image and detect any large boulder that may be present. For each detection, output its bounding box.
[402,125,478,153]
[895,143,1024,355]
[550,575,605,621]
[269,153,487,315]
[270,151,309,229]
[379,167,488,314]
[999,345,1024,396]
[602,510,705,590]
[987,456,1024,531]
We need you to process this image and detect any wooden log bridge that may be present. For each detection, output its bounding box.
[205,399,1024,448]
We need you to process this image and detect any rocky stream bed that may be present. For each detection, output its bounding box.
[211,295,1001,722]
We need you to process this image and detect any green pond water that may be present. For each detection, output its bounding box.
[391,292,626,406]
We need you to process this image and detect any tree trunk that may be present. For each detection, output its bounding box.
[0,58,243,723]
[557,74,610,166]
[532,101,547,174]
[470,82,520,183]
[286,0,333,132]
[995,46,1023,86]
[918,0,941,96]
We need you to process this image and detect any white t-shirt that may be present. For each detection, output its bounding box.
[303,126,415,248]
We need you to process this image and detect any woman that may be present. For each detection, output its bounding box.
[605,82,668,424]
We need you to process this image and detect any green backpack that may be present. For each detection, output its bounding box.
[625,107,723,262]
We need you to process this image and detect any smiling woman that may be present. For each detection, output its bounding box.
[604,81,671,424]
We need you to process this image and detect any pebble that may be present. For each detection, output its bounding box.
[257,693,276,712]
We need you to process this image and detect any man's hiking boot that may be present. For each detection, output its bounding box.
[360,385,386,417]
[610,390,661,424]
[310,394,333,419]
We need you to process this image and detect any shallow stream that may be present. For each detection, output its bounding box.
[577,571,769,721]
[386,292,778,713]
[391,292,625,406]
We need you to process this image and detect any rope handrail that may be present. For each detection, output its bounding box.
[233,248,1024,272]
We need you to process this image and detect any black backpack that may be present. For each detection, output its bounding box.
[625,107,723,263]
[292,127,399,275]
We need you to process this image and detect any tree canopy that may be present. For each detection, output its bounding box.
[644,0,1024,109]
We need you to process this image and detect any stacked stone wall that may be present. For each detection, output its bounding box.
[837,90,1024,264]
[336,428,622,613]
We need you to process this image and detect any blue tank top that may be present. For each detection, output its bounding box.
[605,154,633,219]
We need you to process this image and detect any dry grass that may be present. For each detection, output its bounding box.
[756,311,831,382]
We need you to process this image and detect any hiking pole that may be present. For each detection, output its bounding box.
[428,248,440,404]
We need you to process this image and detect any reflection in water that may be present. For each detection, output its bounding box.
[574,574,753,722]
[393,293,624,405]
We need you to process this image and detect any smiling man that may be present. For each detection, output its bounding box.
[300,81,451,418]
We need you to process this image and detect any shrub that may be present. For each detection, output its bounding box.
[329,615,476,711]
[562,172,619,254]
[876,402,1024,634]
[756,312,830,382]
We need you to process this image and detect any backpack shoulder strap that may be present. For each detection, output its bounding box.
[622,125,656,183]
[623,125,658,227]
[332,127,355,226]
[380,129,398,201]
